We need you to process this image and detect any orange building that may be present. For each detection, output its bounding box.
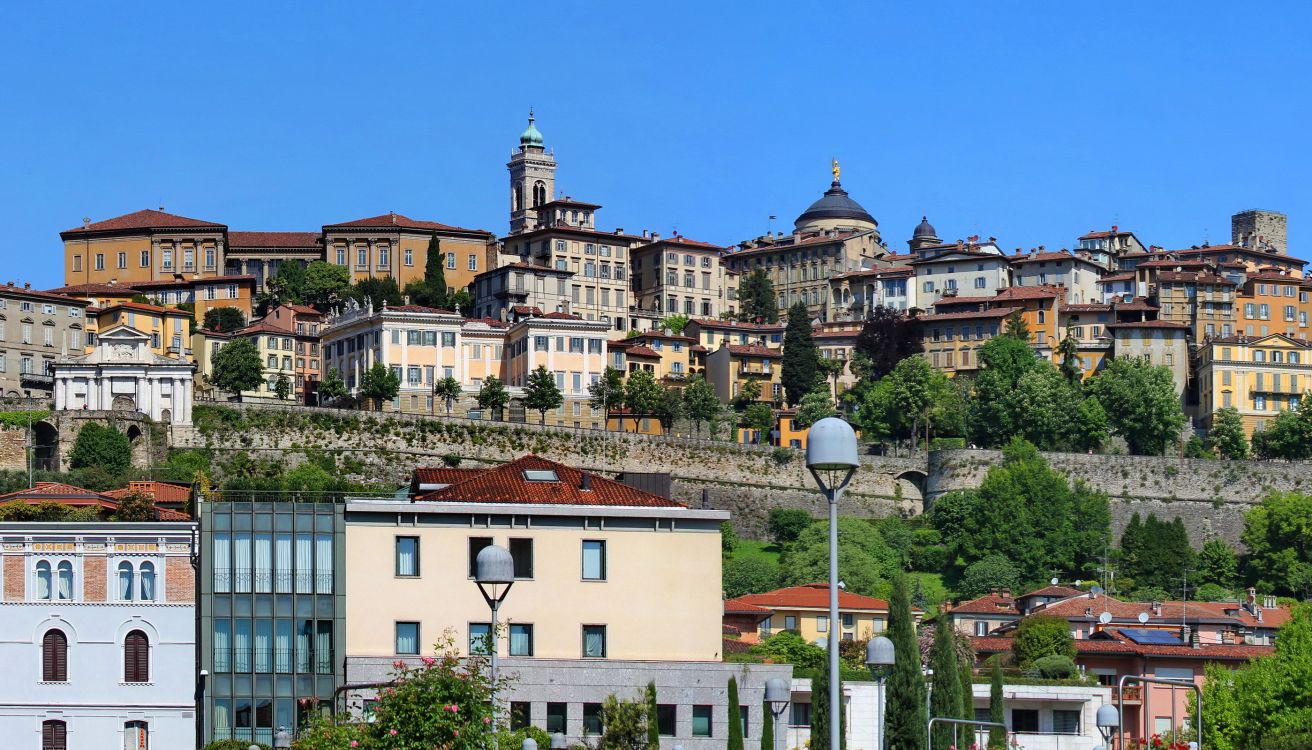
[130,274,257,324]
[62,209,228,286]
[321,213,496,293]
[90,302,194,361]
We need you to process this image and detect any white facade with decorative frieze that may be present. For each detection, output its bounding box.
[53,326,194,425]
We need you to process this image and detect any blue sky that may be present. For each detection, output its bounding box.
[3,2,1310,288]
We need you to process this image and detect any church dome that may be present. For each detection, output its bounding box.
[794,180,877,233]
[913,216,938,239]
[519,111,544,148]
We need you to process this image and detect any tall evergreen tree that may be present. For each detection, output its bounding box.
[727,676,745,750]
[885,573,927,750]
[646,682,659,750]
[781,301,819,407]
[929,617,963,750]
[739,268,779,323]
[959,653,975,722]
[810,657,846,750]
[853,306,923,381]
[423,234,448,304]
[1058,319,1082,384]
[988,659,1006,750]
[760,698,774,750]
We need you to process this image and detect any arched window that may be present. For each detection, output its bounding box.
[532,181,546,207]
[118,561,135,601]
[124,630,149,683]
[139,562,155,601]
[513,184,523,212]
[35,560,52,600]
[42,719,66,750]
[56,562,73,600]
[42,630,67,682]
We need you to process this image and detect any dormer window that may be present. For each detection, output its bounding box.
[523,469,559,482]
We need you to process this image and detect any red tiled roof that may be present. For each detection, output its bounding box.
[1206,333,1312,347]
[919,309,1012,322]
[1098,273,1135,283]
[1010,251,1093,264]
[131,274,256,290]
[414,455,685,507]
[45,282,139,296]
[1158,271,1235,285]
[727,232,860,257]
[969,634,1275,661]
[1112,298,1158,311]
[723,598,775,615]
[285,304,323,317]
[1022,585,1085,599]
[689,344,707,352]
[1136,258,1207,269]
[0,482,189,520]
[511,305,543,316]
[105,481,191,505]
[1,283,95,305]
[625,346,662,358]
[1174,245,1307,266]
[730,584,889,612]
[726,344,782,358]
[991,285,1064,301]
[323,212,488,235]
[640,236,725,250]
[687,318,785,332]
[832,265,914,280]
[62,208,225,235]
[539,311,583,320]
[462,317,509,329]
[475,262,575,279]
[99,301,192,316]
[1078,229,1135,240]
[1060,303,1112,313]
[950,593,1020,615]
[413,468,488,486]
[631,331,698,342]
[227,231,322,248]
[1032,593,1292,629]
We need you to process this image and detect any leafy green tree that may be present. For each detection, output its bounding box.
[318,368,348,404]
[598,693,651,750]
[1120,513,1195,591]
[654,388,685,430]
[589,367,626,415]
[1057,318,1082,383]
[1197,538,1239,590]
[302,261,352,311]
[1251,396,1312,460]
[732,378,763,411]
[623,370,664,431]
[1195,582,1232,602]
[646,682,659,750]
[812,659,846,750]
[1184,435,1215,459]
[968,335,1042,446]
[1003,309,1029,340]
[682,375,720,436]
[353,276,404,309]
[779,518,899,596]
[273,260,307,304]
[1209,407,1249,459]
[202,306,246,332]
[958,554,1021,599]
[113,491,156,521]
[723,556,780,598]
[794,385,836,429]
[727,676,745,750]
[818,357,846,398]
[447,288,472,315]
[781,301,819,407]
[433,376,462,416]
[359,362,401,410]
[476,375,510,419]
[210,337,264,401]
[929,616,964,750]
[741,403,775,443]
[885,573,927,750]
[988,658,1006,749]
[1201,604,1312,749]
[722,521,738,555]
[1086,356,1187,455]
[273,373,291,400]
[853,306,923,381]
[1012,614,1076,668]
[68,422,131,475]
[767,508,812,543]
[739,268,779,324]
[523,365,564,424]
[887,355,935,449]
[1242,492,1312,598]
[658,314,689,334]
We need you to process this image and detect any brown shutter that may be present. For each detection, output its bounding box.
[42,631,67,682]
[42,720,66,750]
[125,631,148,683]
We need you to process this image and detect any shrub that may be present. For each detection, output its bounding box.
[1012,614,1075,668]
[203,742,271,750]
[723,556,780,598]
[1025,654,1076,679]
[69,422,132,475]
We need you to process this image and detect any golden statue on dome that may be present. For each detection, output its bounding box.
[831,158,841,182]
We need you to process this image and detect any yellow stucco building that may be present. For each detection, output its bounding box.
[1197,333,1312,436]
[723,584,893,645]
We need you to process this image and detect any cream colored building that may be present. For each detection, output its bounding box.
[722,584,890,645]
[53,325,194,424]
[1009,250,1103,304]
[630,237,734,320]
[1197,333,1312,437]
[503,313,609,400]
[1106,320,1191,401]
[320,300,465,408]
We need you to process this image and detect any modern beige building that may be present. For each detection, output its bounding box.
[0,283,92,397]
[1196,333,1312,436]
[630,237,733,320]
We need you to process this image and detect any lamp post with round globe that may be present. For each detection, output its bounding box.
[865,636,895,750]
[1096,704,1120,750]
[475,544,516,732]
[806,417,859,750]
[765,677,791,750]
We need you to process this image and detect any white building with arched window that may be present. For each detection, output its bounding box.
[52,325,194,425]
[0,488,196,749]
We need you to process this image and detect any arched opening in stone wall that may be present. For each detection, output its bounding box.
[112,395,136,411]
[159,409,172,425]
[895,470,928,505]
[32,421,58,471]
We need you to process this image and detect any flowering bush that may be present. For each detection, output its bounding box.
[293,634,505,750]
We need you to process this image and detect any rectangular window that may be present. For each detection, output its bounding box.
[1011,709,1040,733]
[468,537,492,578]
[510,538,533,578]
[784,615,797,630]
[469,254,477,271]
[546,703,568,735]
[582,625,606,657]
[583,704,603,735]
[395,622,419,655]
[510,702,530,731]
[817,615,829,632]
[582,540,606,580]
[95,253,105,270]
[469,623,492,655]
[447,252,456,269]
[1052,709,1080,734]
[790,702,811,728]
[396,536,419,577]
[692,705,713,737]
[657,705,677,736]
[117,251,127,268]
[509,623,534,656]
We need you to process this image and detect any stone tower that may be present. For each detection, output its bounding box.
[507,110,557,235]
[1232,209,1287,255]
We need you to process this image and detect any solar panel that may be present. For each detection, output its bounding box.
[1121,628,1183,645]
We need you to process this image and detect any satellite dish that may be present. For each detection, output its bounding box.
[1138,612,1150,624]
[1099,611,1113,625]
[1050,577,1059,586]
[1090,585,1104,596]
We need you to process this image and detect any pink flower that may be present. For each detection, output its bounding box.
[482,717,491,725]
[453,730,460,737]
[350,742,359,748]
[423,656,436,666]
[390,728,399,736]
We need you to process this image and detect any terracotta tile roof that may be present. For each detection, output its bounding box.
[511,305,543,316]
[45,282,139,296]
[1098,273,1135,283]
[1032,593,1292,629]
[812,330,860,340]
[630,331,698,342]
[729,584,889,612]
[1206,333,1312,347]
[1010,251,1094,264]
[1112,298,1158,311]
[1060,303,1112,313]
[908,249,1008,265]
[726,344,782,358]
[414,455,685,507]
[688,318,785,332]
[727,232,860,257]
[950,593,1020,616]
[105,481,191,505]
[1242,271,1303,283]
[723,598,775,615]
[475,262,574,279]
[539,311,583,320]
[1136,258,1208,269]
[0,482,189,520]
[970,633,1275,661]
[285,304,323,317]
[462,318,509,329]
[227,231,322,248]
[689,344,707,352]
[1104,320,1191,330]
[323,212,489,235]
[1023,585,1085,599]
[412,467,488,487]
[62,208,225,235]
[919,309,1012,322]
[991,285,1065,301]
[625,346,662,358]
[1175,245,1307,266]
[131,274,256,290]
[640,236,725,250]
[832,265,914,280]
[1,283,96,305]
[1158,271,1235,285]
[99,301,192,316]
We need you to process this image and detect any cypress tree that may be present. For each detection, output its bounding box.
[781,301,819,407]
[810,660,846,750]
[960,653,975,721]
[929,617,963,750]
[988,659,1006,750]
[885,573,927,750]
[760,699,774,750]
[423,234,447,307]
[646,682,659,750]
[727,676,744,750]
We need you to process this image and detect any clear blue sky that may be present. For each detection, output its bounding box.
[3,2,1310,288]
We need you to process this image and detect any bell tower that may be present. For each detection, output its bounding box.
[507,109,557,234]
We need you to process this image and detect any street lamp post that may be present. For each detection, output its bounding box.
[1097,704,1121,750]
[474,544,516,732]
[865,636,895,750]
[765,677,790,750]
[806,417,859,750]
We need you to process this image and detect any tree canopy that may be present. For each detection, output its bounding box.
[318,368,348,404]
[69,423,132,475]
[302,261,352,311]
[210,337,264,400]
[1242,492,1312,598]
[1119,512,1195,592]
[1085,356,1187,455]
[522,365,564,424]
[778,518,899,596]
[738,268,779,323]
[623,370,664,429]
[202,306,246,333]
[781,301,819,407]
[853,306,923,381]
[475,375,510,417]
[1012,614,1076,668]
[358,362,400,409]
[1208,407,1250,459]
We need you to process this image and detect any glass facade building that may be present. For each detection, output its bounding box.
[200,502,345,745]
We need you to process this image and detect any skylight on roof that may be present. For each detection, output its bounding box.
[523,469,559,482]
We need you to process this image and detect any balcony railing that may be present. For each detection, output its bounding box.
[738,367,773,377]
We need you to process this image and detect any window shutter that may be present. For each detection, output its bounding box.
[42,631,67,682]
[125,631,148,683]
[42,720,66,750]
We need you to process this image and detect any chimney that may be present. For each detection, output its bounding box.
[1112,225,1119,234]
[1000,587,1011,599]
[1264,594,1277,609]
[579,474,592,492]
[615,228,624,235]
[1258,607,1264,623]
[1151,601,1162,617]
[651,233,661,241]
[1181,624,1191,644]
[1085,606,1093,617]
[642,230,650,239]
[990,587,998,595]
[23,283,29,290]
[1247,587,1258,614]
[82,217,90,228]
